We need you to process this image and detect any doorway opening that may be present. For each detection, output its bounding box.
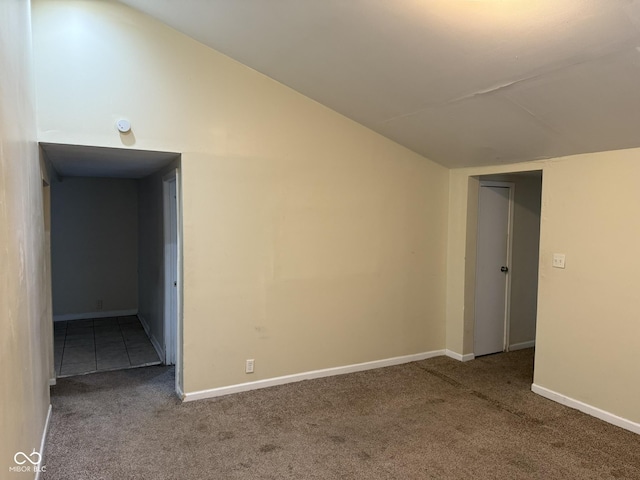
[41,143,183,397]
[467,171,543,366]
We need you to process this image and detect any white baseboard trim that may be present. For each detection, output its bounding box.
[445,349,475,362]
[49,377,56,386]
[139,315,165,363]
[183,349,446,402]
[509,340,535,351]
[53,309,137,322]
[532,383,640,435]
[35,404,52,480]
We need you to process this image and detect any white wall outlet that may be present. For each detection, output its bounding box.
[96,299,103,310]
[245,359,255,374]
[552,253,566,269]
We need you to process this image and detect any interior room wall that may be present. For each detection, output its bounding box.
[0,0,52,474]
[138,160,180,360]
[447,151,640,427]
[50,177,139,319]
[533,152,640,426]
[32,0,449,394]
[480,172,542,349]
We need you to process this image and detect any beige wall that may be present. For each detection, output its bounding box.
[534,152,640,424]
[507,173,541,347]
[0,0,52,476]
[447,152,640,424]
[51,177,139,318]
[32,0,449,393]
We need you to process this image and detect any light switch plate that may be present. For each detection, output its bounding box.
[552,253,566,269]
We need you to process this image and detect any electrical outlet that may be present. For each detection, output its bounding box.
[245,359,255,374]
[552,253,566,269]
[96,299,103,310]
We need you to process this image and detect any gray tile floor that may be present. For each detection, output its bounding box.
[54,316,161,377]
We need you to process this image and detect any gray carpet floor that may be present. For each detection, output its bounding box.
[43,349,640,479]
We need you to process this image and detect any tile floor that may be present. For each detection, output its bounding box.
[54,316,162,377]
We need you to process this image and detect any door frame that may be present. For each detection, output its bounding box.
[163,169,183,396]
[474,181,515,354]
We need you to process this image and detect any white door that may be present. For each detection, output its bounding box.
[164,177,178,365]
[474,183,513,357]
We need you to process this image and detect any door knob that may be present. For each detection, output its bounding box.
[500,266,509,273]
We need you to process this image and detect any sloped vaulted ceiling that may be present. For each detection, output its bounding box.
[118,0,640,168]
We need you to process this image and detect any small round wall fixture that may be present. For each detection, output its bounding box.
[116,119,131,133]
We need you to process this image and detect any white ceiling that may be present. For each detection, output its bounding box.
[41,143,179,178]
[118,0,640,168]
